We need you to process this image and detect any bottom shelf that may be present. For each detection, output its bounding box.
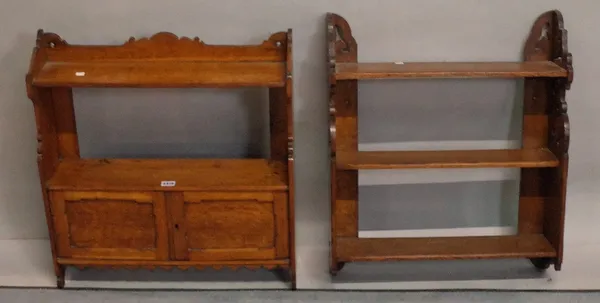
[336,234,556,262]
[57,258,289,270]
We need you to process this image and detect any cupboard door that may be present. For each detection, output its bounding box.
[168,192,289,261]
[51,191,168,260]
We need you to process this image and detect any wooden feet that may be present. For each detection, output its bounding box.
[273,267,296,289]
[56,265,65,289]
[330,262,345,276]
[530,257,552,270]
[289,268,297,290]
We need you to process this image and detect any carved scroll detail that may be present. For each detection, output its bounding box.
[526,10,572,157]
[122,31,286,49]
[550,88,570,156]
[124,32,204,46]
[287,138,294,161]
[553,23,574,90]
[326,13,357,64]
[36,29,67,49]
[328,88,337,155]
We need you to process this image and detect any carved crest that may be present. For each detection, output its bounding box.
[36,29,67,49]
[525,10,573,89]
[124,32,204,46]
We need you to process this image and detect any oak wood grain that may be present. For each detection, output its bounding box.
[51,191,168,260]
[335,61,568,80]
[183,191,278,261]
[27,29,295,287]
[34,61,286,88]
[47,159,288,192]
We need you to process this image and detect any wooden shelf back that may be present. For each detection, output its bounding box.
[336,148,559,170]
[47,159,288,192]
[335,61,568,80]
[336,235,557,262]
[34,61,285,88]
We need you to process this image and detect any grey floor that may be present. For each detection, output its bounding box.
[1,289,599,303]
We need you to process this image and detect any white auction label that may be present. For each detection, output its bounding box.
[160,181,176,187]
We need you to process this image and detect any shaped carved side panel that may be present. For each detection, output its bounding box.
[326,13,357,64]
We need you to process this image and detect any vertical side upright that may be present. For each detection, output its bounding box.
[545,11,573,271]
[268,29,295,287]
[521,10,573,270]
[327,13,358,275]
[25,30,65,288]
[52,88,80,158]
[284,29,296,289]
[519,11,554,236]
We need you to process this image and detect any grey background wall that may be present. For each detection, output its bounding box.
[1,0,599,289]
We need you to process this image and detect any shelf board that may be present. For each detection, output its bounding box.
[335,61,567,80]
[336,234,556,262]
[336,148,559,170]
[33,61,286,88]
[47,158,288,192]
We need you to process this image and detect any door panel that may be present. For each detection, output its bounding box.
[169,192,288,261]
[51,191,168,260]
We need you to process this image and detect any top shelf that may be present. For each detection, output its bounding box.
[334,61,568,80]
[28,30,291,88]
[33,61,286,88]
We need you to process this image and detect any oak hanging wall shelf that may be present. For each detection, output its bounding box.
[26,29,296,288]
[327,10,573,275]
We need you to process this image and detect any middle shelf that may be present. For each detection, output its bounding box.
[47,158,288,191]
[336,148,559,170]
[334,61,568,80]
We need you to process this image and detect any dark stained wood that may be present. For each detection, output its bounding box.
[26,29,295,287]
[518,197,545,234]
[34,61,286,88]
[47,159,288,192]
[328,12,359,276]
[520,10,573,271]
[328,11,571,275]
[336,235,557,262]
[336,149,559,170]
[335,62,567,80]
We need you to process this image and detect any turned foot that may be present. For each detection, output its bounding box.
[56,275,65,289]
[330,262,345,276]
[530,258,552,270]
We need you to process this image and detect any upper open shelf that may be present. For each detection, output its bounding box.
[28,31,291,88]
[335,61,568,80]
[34,61,286,88]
